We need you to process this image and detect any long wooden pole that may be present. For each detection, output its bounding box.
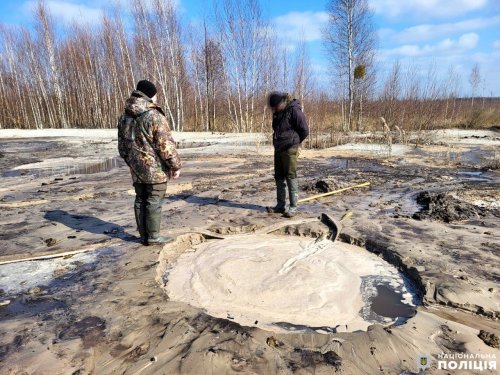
[298,182,370,203]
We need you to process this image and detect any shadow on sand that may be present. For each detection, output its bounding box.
[167,194,265,211]
[43,210,137,242]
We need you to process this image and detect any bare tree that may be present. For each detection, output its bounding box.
[0,0,498,134]
[215,0,272,132]
[381,60,401,128]
[443,65,461,125]
[323,0,376,131]
[132,0,186,131]
[293,41,315,112]
[469,63,480,110]
[35,2,67,128]
[258,33,281,132]
[188,17,227,132]
[0,26,30,128]
[201,21,224,131]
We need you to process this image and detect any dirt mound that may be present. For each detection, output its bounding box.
[412,191,489,222]
[303,177,349,193]
[478,330,500,349]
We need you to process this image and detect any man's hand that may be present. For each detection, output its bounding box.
[172,170,181,179]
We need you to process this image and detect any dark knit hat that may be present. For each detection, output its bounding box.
[268,91,285,107]
[136,80,157,99]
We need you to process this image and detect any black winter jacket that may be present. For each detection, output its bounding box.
[272,99,309,152]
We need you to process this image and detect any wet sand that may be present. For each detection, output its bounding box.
[0,129,499,374]
[164,235,417,333]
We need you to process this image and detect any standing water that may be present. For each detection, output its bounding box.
[2,157,125,178]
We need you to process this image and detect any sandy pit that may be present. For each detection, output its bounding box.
[165,234,417,333]
[0,128,499,374]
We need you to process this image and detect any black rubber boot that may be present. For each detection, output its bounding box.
[144,196,167,245]
[146,235,174,245]
[267,178,287,213]
[283,178,298,218]
[134,201,146,242]
[134,184,148,243]
[142,183,174,246]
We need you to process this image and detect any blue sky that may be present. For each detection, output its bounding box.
[1,0,499,96]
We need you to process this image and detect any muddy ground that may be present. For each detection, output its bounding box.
[0,129,499,374]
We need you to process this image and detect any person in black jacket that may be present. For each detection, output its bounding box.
[266,92,309,217]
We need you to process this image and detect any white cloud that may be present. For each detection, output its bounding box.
[380,15,500,44]
[272,11,329,43]
[493,40,500,48]
[86,0,182,11]
[371,0,488,19]
[458,33,479,49]
[134,0,183,13]
[23,0,103,25]
[21,0,183,27]
[380,32,479,57]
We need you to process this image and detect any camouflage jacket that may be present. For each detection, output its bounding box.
[117,90,181,184]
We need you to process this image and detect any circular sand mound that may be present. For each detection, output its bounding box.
[164,234,417,333]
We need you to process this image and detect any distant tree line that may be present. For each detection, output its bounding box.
[0,0,498,139]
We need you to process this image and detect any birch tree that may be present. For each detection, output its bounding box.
[0,0,497,133]
[293,41,315,112]
[132,0,186,131]
[35,2,67,128]
[323,0,376,131]
[215,0,272,132]
[469,63,480,110]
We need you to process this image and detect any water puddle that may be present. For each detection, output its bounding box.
[457,171,491,182]
[163,234,420,334]
[329,158,388,173]
[332,143,411,157]
[361,276,417,326]
[330,158,369,170]
[70,157,124,175]
[2,157,125,178]
[458,171,482,176]
[371,284,417,319]
[0,297,67,318]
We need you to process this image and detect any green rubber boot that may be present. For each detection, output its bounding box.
[144,194,173,246]
[283,178,299,218]
[134,201,146,243]
[146,235,174,245]
[267,178,287,213]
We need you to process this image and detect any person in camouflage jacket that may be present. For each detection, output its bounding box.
[118,80,181,245]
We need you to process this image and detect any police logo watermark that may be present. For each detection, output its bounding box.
[417,354,432,372]
[415,352,497,372]
[437,352,497,371]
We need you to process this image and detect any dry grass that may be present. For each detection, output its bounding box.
[482,152,500,170]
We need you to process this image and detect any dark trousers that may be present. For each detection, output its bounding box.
[274,145,298,179]
[133,182,167,240]
[273,146,299,210]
